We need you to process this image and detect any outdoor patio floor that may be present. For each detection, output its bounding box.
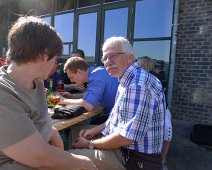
[167,134,212,170]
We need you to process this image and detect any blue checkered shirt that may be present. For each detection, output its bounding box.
[102,63,165,154]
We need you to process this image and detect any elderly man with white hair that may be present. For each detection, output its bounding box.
[70,36,166,170]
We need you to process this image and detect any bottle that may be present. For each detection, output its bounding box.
[47,79,54,108]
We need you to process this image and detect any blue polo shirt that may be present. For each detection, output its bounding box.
[83,66,119,115]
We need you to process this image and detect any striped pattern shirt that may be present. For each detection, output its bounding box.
[102,63,165,154]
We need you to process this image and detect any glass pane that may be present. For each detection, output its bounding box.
[134,0,174,38]
[54,13,73,42]
[36,0,52,15]
[42,16,51,25]
[104,8,128,41]
[63,44,72,55]
[78,13,97,63]
[55,0,74,12]
[133,40,171,89]
[78,0,100,8]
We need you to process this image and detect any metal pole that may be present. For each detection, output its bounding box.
[167,0,180,108]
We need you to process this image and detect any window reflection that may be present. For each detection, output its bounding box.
[134,0,173,38]
[134,40,170,89]
[78,13,97,63]
[54,13,73,42]
[104,8,128,41]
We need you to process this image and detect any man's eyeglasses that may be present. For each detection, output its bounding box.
[101,52,125,63]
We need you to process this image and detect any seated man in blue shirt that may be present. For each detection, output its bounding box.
[59,56,119,121]
[62,49,88,93]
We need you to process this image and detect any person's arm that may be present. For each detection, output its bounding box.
[49,127,64,149]
[161,108,172,161]
[2,131,97,170]
[161,140,171,161]
[64,84,86,92]
[72,132,133,149]
[60,91,84,99]
[59,98,94,111]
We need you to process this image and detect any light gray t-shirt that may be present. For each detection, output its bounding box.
[0,67,53,169]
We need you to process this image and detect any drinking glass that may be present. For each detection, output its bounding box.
[48,95,60,109]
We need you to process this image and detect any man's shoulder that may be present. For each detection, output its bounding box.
[91,66,107,75]
[92,66,105,72]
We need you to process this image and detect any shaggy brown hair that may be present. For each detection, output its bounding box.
[7,16,63,64]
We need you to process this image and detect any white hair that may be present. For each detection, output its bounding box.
[102,36,134,57]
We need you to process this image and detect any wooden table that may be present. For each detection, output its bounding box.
[49,106,104,131]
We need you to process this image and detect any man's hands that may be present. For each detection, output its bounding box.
[72,136,90,149]
[79,128,97,140]
[71,127,98,148]
[71,128,94,148]
[64,84,86,92]
[60,91,72,98]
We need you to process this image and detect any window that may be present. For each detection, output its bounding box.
[54,12,73,56]
[42,16,51,25]
[54,13,73,42]
[78,12,97,63]
[134,40,171,90]
[133,0,174,93]
[134,0,173,38]
[104,7,128,41]
[63,43,72,56]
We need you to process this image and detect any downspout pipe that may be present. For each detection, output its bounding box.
[167,0,180,108]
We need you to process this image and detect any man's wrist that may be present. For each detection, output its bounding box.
[89,140,94,149]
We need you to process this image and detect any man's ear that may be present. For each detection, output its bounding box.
[43,49,49,61]
[128,54,134,63]
[37,53,48,62]
[76,69,82,74]
[43,54,48,61]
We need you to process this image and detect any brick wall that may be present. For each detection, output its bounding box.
[172,0,212,134]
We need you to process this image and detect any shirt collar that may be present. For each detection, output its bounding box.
[88,66,95,80]
[119,62,140,87]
